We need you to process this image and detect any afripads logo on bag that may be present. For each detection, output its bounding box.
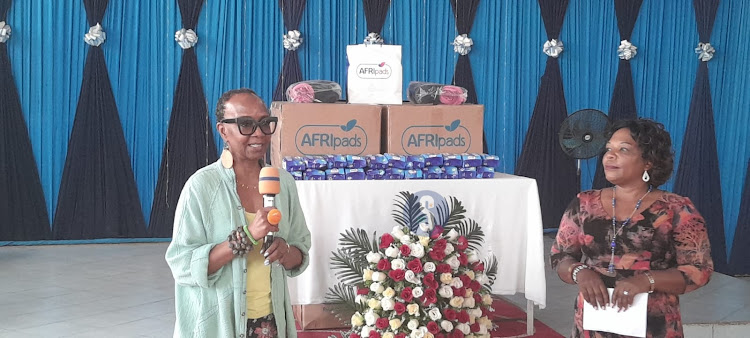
[356,62,392,79]
[401,119,471,154]
[295,119,368,155]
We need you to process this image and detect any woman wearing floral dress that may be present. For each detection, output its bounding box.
[550,119,713,338]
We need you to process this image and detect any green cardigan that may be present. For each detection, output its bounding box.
[166,160,311,338]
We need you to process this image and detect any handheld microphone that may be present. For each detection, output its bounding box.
[259,167,281,251]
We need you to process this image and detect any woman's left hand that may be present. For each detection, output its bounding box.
[611,275,650,311]
[263,237,301,270]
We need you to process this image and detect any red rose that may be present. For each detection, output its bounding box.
[377,258,391,271]
[421,288,437,306]
[380,233,394,249]
[429,249,446,261]
[437,264,452,274]
[444,308,457,321]
[423,273,439,289]
[435,334,446,338]
[473,293,482,304]
[389,269,406,282]
[395,334,407,338]
[470,322,480,333]
[376,317,389,330]
[450,330,465,338]
[432,239,447,252]
[394,302,407,315]
[453,287,465,297]
[400,244,411,256]
[400,287,414,302]
[370,331,381,338]
[458,252,468,266]
[457,310,470,323]
[350,334,361,338]
[407,258,423,274]
[430,225,444,239]
[357,287,369,295]
[472,262,485,272]
[427,321,440,334]
[459,275,471,287]
[481,306,490,317]
[456,236,469,250]
[470,280,481,292]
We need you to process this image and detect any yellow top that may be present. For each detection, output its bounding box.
[244,212,272,319]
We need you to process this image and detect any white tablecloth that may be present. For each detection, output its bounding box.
[287,174,547,309]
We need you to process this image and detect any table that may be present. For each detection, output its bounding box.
[287,174,547,334]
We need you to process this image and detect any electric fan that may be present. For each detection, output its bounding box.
[558,109,610,189]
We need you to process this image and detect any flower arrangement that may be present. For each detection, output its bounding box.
[326,191,498,338]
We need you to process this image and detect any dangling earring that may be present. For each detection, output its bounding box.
[221,142,233,169]
[642,170,650,182]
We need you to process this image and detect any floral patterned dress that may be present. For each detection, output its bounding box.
[550,190,713,338]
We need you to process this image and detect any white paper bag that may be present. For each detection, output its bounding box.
[583,288,649,337]
[346,44,403,105]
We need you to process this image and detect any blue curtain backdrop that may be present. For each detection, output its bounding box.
[5,1,749,256]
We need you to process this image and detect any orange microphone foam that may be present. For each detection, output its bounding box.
[258,167,281,195]
[267,209,282,225]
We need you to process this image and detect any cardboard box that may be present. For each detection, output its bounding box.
[270,102,382,167]
[292,304,352,330]
[382,103,484,155]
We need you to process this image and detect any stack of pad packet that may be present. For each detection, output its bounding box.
[282,153,499,180]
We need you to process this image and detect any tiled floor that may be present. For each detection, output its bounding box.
[0,239,748,337]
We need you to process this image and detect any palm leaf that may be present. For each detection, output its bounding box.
[451,219,485,251]
[324,283,363,322]
[339,228,375,259]
[439,197,466,235]
[482,254,499,291]
[330,249,365,286]
[391,191,426,232]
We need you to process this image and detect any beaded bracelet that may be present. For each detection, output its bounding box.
[571,264,590,284]
[643,270,655,293]
[228,226,253,257]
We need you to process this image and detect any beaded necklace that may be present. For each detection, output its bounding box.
[607,185,652,274]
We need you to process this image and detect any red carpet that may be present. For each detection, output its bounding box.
[296,298,563,338]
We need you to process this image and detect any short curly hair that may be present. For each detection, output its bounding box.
[215,88,267,121]
[605,118,674,187]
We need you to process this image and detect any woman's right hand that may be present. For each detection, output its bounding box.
[247,206,280,242]
[576,269,610,309]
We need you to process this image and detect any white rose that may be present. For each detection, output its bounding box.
[372,271,386,282]
[407,303,420,315]
[364,309,379,326]
[385,246,400,258]
[446,255,461,269]
[410,243,425,258]
[389,318,403,330]
[412,287,424,298]
[444,243,455,255]
[363,268,373,281]
[351,312,364,327]
[361,325,373,338]
[465,289,473,299]
[383,333,395,338]
[475,273,489,285]
[392,226,406,239]
[440,320,454,332]
[407,319,420,331]
[381,297,395,311]
[410,330,425,338]
[466,249,480,263]
[477,323,488,334]
[423,262,436,273]
[424,333,435,338]
[391,259,406,270]
[419,326,429,334]
[449,296,464,308]
[446,229,459,241]
[419,236,431,247]
[367,251,382,264]
[450,277,464,288]
[367,298,381,309]
[400,234,413,244]
[428,307,442,321]
[440,273,454,285]
[370,282,385,294]
[470,308,483,319]
[438,285,454,299]
[482,294,493,305]
[464,270,475,280]
[479,316,492,328]
[463,297,475,308]
[405,270,422,285]
[457,323,471,335]
[383,287,396,299]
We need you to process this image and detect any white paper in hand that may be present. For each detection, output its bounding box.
[582,288,648,337]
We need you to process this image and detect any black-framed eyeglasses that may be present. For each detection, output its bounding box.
[221,116,278,135]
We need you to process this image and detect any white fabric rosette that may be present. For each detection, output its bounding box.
[283,29,303,51]
[0,21,11,43]
[175,28,198,49]
[543,39,564,58]
[452,34,473,55]
[84,23,106,47]
[363,32,384,45]
[617,40,637,60]
[695,42,715,62]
